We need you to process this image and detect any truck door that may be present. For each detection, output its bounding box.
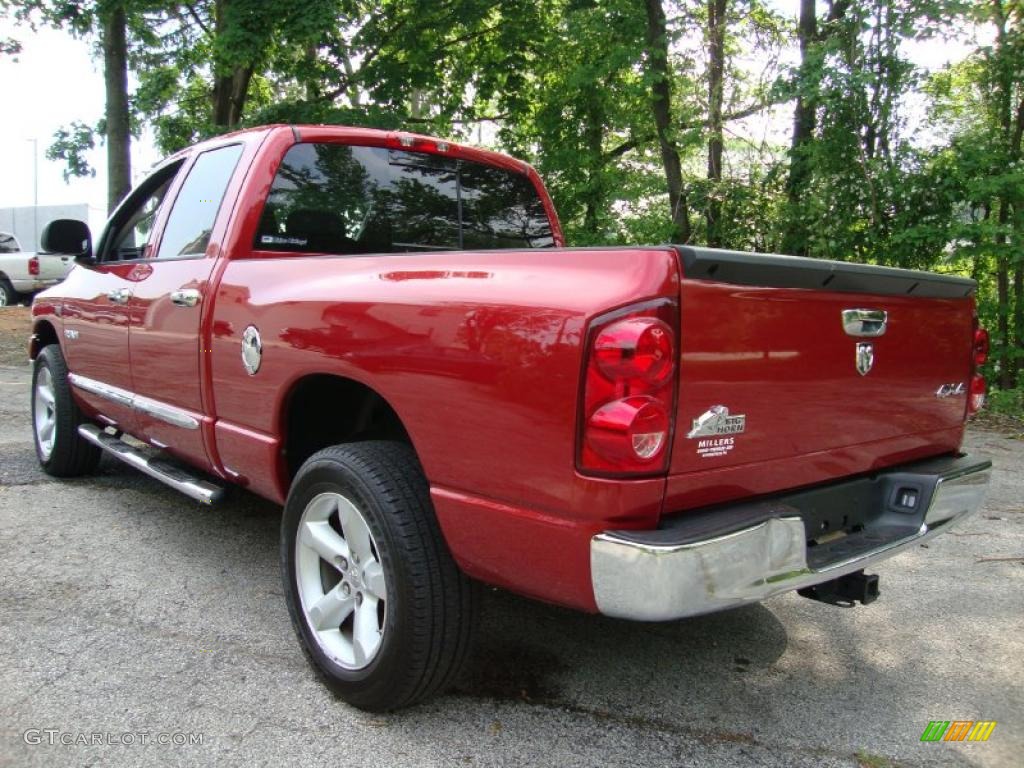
[126,142,246,471]
[61,160,185,433]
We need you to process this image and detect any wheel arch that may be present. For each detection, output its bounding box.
[29,318,60,360]
[278,372,418,487]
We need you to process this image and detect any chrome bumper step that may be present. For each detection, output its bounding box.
[78,424,225,504]
[591,453,992,621]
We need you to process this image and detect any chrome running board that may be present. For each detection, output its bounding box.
[78,424,225,504]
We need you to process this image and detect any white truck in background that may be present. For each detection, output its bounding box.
[0,231,74,306]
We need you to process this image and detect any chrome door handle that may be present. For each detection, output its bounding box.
[107,288,130,305]
[170,288,201,308]
[841,309,887,337]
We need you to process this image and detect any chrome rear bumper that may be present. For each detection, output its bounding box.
[591,455,992,621]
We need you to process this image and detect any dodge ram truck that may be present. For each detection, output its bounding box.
[1,231,75,306]
[29,124,992,711]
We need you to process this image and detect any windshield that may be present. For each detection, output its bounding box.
[256,144,554,255]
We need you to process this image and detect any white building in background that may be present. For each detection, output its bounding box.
[0,204,95,253]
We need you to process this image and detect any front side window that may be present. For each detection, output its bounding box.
[156,144,243,259]
[256,144,554,255]
[105,166,180,262]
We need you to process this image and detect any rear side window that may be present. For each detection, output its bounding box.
[256,143,554,255]
[0,233,19,253]
[156,144,243,259]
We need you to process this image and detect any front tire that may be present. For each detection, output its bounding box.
[32,345,102,476]
[0,279,18,307]
[281,441,477,711]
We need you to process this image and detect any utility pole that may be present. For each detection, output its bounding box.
[27,138,38,252]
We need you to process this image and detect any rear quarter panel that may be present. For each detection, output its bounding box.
[209,247,679,609]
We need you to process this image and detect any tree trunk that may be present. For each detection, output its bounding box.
[1011,96,1024,386]
[211,0,253,127]
[582,96,605,239]
[997,261,1012,388]
[212,67,253,127]
[102,4,132,212]
[644,0,691,243]
[997,201,1012,389]
[304,44,321,102]
[781,0,817,256]
[1014,257,1023,386]
[991,4,1021,387]
[409,89,429,119]
[342,55,361,108]
[706,0,727,247]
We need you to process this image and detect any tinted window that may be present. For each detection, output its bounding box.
[156,144,243,259]
[0,233,19,253]
[459,161,554,249]
[108,175,176,261]
[256,144,553,255]
[103,162,183,262]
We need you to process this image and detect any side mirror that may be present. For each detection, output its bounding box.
[40,219,93,264]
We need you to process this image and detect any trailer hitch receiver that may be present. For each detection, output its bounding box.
[798,570,879,607]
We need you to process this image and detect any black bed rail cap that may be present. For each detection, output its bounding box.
[674,245,976,299]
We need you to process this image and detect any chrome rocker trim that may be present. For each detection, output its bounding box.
[591,455,992,621]
[68,373,200,430]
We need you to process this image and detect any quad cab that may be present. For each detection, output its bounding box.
[29,125,991,710]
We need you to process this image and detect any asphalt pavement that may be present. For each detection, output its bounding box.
[0,361,1021,768]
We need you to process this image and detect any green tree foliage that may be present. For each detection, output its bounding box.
[485,0,653,244]
[922,1,1024,387]
[2,0,1022,397]
[0,36,23,56]
[46,121,97,180]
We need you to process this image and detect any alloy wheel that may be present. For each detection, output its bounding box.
[294,492,388,669]
[33,366,57,460]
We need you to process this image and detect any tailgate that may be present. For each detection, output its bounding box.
[35,254,74,281]
[668,247,975,502]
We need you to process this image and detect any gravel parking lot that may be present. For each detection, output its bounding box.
[0,307,1021,768]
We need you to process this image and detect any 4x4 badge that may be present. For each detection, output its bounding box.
[856,342,874,376]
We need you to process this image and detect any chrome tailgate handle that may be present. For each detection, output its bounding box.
[842,309,887,337]
[170,288,201,308]
[107,288,130,305]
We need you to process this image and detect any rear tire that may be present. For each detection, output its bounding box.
[281,441,478,711]
[0,279,18,307]
[32,345,102,477]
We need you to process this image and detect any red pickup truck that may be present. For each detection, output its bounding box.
[29,125,991,710]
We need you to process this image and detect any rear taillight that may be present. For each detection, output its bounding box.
[973,327,989,367]
[968,325,989,415]
[28,257,39,276]
[578,301,678,476]
[969,374,986,414]
[594,317,674,384]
